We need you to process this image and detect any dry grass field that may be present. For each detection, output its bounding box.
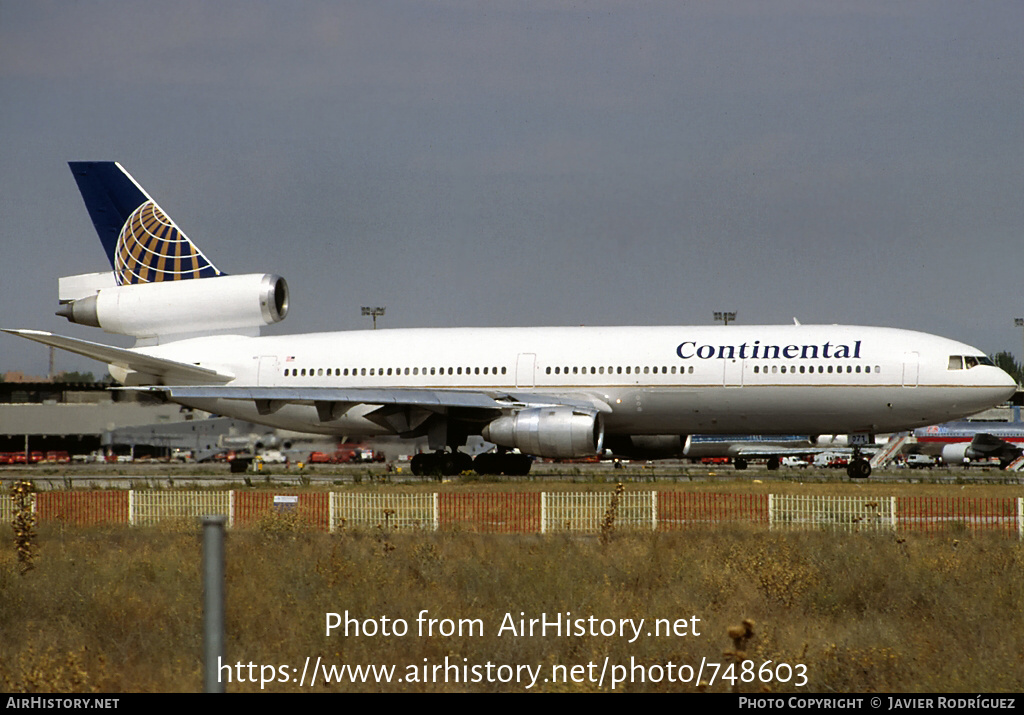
[2,490,1023,693]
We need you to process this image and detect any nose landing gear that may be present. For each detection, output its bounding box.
[846,446,872,479]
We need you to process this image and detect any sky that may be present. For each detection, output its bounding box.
[2,1,1022,377]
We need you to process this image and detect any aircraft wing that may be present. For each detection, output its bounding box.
[729,445,873,458]
[127,385,611,423]
[968,432,1024,462]
[3,329,233,384]
[5,328,609,435]
[730,445,826,458]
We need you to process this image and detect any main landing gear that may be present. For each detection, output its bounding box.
[410,451,473,478]
[472,452,532,476]
[410,450,532,478]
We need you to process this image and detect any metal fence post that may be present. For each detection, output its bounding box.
[329,491,336,533]
[202,515,227,693]
[1018,498,1023,542]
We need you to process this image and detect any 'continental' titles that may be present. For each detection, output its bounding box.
[676,340,862,361]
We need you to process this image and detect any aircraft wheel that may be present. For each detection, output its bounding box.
[734,457,747,470]
[453,451,474,474]
[473,453,532,476]
[473,453,495,475]
[511,454,532,476]
[847,459,871,479]
[766,456,780,471]
[439,453,460,477]
[410,453,430,477]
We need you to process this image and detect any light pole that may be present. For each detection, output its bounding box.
[714,311,736,326]
[1015,318,1023,383]
[361,306,386,330]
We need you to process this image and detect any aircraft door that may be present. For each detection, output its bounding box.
[723,358,744,387]
[902,352,919,387]
[516,353,536,388]
[258,356,279,386]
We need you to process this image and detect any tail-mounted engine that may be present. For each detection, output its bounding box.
[481,406,604,458]
[56,273,289,340]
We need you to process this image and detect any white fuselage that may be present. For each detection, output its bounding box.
[132,324,1017,439]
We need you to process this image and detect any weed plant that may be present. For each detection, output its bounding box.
[1,521,1021,692]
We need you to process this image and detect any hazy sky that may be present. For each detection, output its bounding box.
[2,1,1022,376]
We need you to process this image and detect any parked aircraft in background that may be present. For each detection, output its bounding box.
[607,432,890,470]
[607,433,819,470]
[912,407,1024,467]
[4,162,1017,478]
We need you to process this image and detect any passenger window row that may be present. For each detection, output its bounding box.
[752,365,881,375]
[283,366,509,378]
[544,365,695,376]
[282,362,887,379]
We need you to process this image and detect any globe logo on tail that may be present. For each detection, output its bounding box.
[114,200,220,285]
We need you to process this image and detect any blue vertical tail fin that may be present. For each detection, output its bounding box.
[68,162,222,285]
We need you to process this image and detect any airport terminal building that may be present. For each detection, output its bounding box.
[0,380,200,459]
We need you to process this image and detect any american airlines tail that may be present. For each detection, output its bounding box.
[55,162,288,344]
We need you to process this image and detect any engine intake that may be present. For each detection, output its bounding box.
[57,274,288,339]
[481,406,604,458]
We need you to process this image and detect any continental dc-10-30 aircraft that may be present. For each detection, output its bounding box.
[4,162,1017,478]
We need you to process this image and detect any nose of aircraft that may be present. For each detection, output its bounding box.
[954,365,1019,420]
[1001,367,1018,389]
[989,364,1019,401]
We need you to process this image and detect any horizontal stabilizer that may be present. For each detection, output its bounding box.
[2,329,233,384]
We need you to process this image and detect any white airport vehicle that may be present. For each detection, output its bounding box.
[4,162,1017,478]
[904,453,937,469]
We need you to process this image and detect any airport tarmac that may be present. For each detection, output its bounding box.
[2,459,1021,489]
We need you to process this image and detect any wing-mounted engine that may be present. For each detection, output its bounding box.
[944,433,1024,466]
[56,273,288,342]
[481,406,604,458]
[940,443,972,465]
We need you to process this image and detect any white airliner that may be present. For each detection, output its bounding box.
[4,162,1017,478]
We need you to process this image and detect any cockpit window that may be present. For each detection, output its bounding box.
[949,354,996,370]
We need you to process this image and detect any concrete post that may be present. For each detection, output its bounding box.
[202,515,227,693]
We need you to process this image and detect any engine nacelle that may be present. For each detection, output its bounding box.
[481,407,604,458]
[940,444,971,465]
[57,274,288,339]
